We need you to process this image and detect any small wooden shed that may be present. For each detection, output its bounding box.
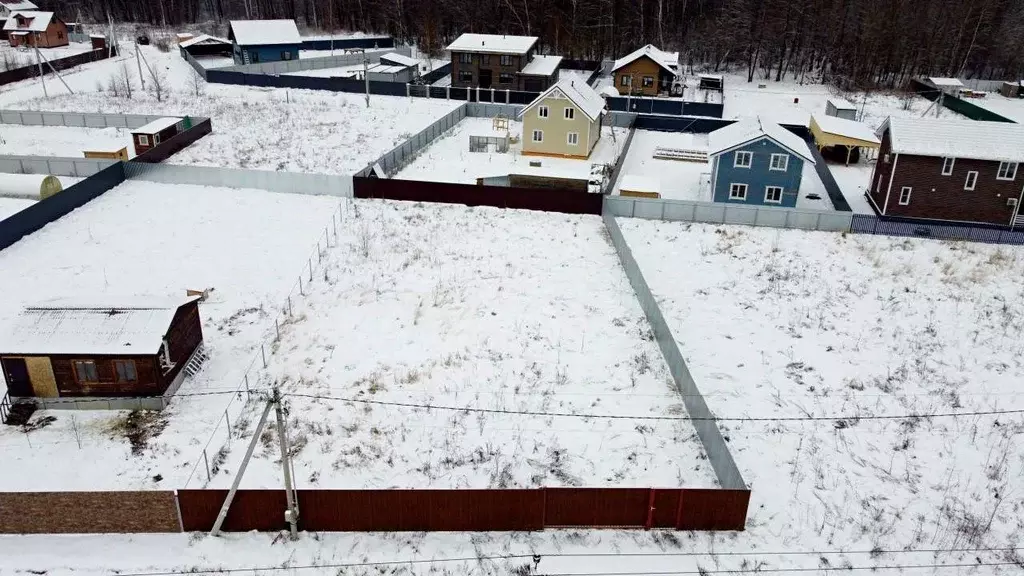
[84,146,129,161]
[130,117,186,156]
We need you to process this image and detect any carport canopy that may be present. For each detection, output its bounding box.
[810,114,881,165]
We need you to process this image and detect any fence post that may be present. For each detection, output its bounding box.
[244,373,250,393]
[261,344,267,369]
[506,89,510,104]
[299,275,304,295]
[645,488,656,530]
[309,258,313,281]
[224,410,232,446]
[287,295,292,316]
[203,448,211,482]
[275,318,281,341]
[446,86,450,100]
[784,209,791,229]
[815,212,822,231]
[406,83,410,98]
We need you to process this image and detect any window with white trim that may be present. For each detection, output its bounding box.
[941,157,955,175]
[734,151,752,168]
[459,53,472,64]
[564,107,575,120]
[458,71,473,82]
[964,171,978,191]
[769,153,789,171]
[532,130,543,143]
[729,183,748,200]
[764,186,784,204]
[538,106,549,119]
[567,132,579,146]
[883,153,890,163]
[138,134,149,146]
[899,186,912,205]
[620,75,631,87]
[500,55,513,66]
[997,161,1018,181]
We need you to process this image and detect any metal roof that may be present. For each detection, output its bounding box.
[520,55,563,76]
[879,116,1024,163]
[709,118,816,164]
[518,78,606,122]
[228,19,301,46]
[445,33,538,55]
[811,114,880,147]
[132,117,182,135]
[2,10,53,32]
[611,44,679,76]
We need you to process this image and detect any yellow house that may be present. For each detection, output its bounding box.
[518,79,606,159]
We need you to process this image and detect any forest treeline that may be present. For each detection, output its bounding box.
[47,0,1024,87]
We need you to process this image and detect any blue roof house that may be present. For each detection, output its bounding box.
[707,119,816,208]
[228,19,301,65]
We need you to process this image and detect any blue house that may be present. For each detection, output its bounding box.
[707,119,815,208]
[228,19,301,65]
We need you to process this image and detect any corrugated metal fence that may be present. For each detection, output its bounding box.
[354,177,604,215]
[124,162,354,197]
[0,109,170,129]
[0,156,115,177]
[0,47,117,86]
[606,196,854,232]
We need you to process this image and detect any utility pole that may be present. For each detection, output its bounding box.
[362,50,371,108]
[936,89,944,118]
[35,48,47,98]
[36,47,73,94]
[210,400,274,537]
[274,387,299,539]
[136,43,146,90]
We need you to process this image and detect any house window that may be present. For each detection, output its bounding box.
[620,75,631,87]
[729,183,748,200]
[642,76,654,87]
[883,154,890,163]
[282,51,292,61]
[965,171,978,191]
[458,71,473,83]
[500,55,513,66]
[138,134,149,146]
[769,153,789,171]
[114,360,138,383]
[764,186,784,204]
[564,107,575,120]
[154,133,162,145]
[997,161,1018,181]
[481,55,490,65]
[532,130,543,142]
[57,31,63,39]
[538,106,549,119]
[459,53,472,64]
[899,186,912,205]
[567,132,579,146]
[73,360,99,383]
[734,151,753,168]
[941,157,955,175]
[499,72,514,84]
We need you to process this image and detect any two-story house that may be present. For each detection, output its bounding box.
[447,33,561,92]
[518,79,606,159]
[707,118,815,208]
[0,0,36,29]
[4,10,67,48]
[228,19,301,65]
[868,117,1024,227]
[610,44,679,97]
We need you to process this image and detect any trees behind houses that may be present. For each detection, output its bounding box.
[56,0,1024,86]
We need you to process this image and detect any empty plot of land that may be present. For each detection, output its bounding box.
[0,181,339,490]
[619,218,1024,555]
[0,43,95,68]
[0,196,34,220]
[972,93,1024,123]
[0,124,134,157]
[211,199,717,489]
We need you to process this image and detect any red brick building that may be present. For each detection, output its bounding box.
[868,117,1024,227]
[4,11,68,48]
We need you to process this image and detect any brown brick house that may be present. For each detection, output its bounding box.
[4,11,68,48]
[447,33,561,92]
[611,44,679,97]
[867,117,1024,227]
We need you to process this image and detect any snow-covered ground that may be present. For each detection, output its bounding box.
[0,181,340,490]
[830,162,877,214]
[620,219,1024,559]
[0,44,461,174]
[0,42,95,68]
[0,124,135,157]
[0,196,34,220]
[971,93,1024,123]
[210,199,718,489]
[397,117,628,183]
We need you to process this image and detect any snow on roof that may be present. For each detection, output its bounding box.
[520,55,563,77]
[699,74,723,80]
[879,116,1024,163]
[0,297,196,356]
[928,77,965,88]
[3,10,53,32]
[611,44,679,76]
[519,78,606,122]
[179,33,230,48]
[366,64,409,74]
[709,118,816,164]
[0,1,38,12]
[619,174,660,194]
[445,33,538,55]
[827,97,856,110]
[811,114,880,145]
[229,19,301,46]
[132,117,182,135]
[379,52,417,67]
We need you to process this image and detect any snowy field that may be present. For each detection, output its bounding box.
[0,44,461,174]
[0,123,135,157]
[0,42,95,68]
[0,181,340,490]
[0,196,34,220]
[397,117,628,184]
[972,93,1024,123]
[620,219,1024,560]
[209,199,718,489]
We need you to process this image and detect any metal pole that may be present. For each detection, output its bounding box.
[275,318,280,341]
[308,258,313,281]
[35,48,47,98]
[210,400,274,536]
[274,388,299,539]
[203,448,211,482]
[136,43,146,90]
[224,410,231,446]
[363,51,370,108]
[261,344,267,368]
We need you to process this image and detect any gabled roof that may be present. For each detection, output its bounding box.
[228,19,301,46]
[611,44,679,76]
[379,52,418,68]
[2,10,53,32]
[520,55,562,76]
[826,97,856,111]
[928,77,965,89]
[0,297,198,356]
[878,116,1024,164]
[708,118,815,164]
[179,33,231,48]
[0,1,38,13]
[518,78,606,122]
[810,114,881,148]
[132,117,183,135]
[445,33,538,55]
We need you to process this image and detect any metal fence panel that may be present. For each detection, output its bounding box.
[124,162,354,197]
[723,205,758,226]
[544,488,650,527]
[694,202,727,223]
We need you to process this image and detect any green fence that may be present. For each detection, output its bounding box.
[911,79,1016,123]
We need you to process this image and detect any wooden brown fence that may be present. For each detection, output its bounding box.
[353,177,604,215]
[0,491,180,534]
[0,47,117,86]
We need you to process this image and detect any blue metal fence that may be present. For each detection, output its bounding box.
[851,214,1024,244]
[607,97,724,118]
[299,37,394,51]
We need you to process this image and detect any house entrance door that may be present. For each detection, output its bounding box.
[1,358,32,397]
[479,69,492,89]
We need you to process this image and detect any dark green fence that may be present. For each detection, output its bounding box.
[910,79,1016,123]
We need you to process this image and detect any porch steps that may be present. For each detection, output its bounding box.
[1,393,37,426]
[183,344,210,379]
[1014,214,1024,228]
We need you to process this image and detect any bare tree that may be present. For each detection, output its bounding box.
[189,67,205,96]
[148,65,167,102]
[113,60,135,99]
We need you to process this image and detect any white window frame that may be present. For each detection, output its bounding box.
[941,157,955,176]
[965,171,978,191]
[138,134,149,146]
[567,132,579,146]
[729,183,748,200]
[538,106,549,119]
[532,129,543,143]
[764,186,784,204]
[769,153,789,172]
[898,186,912,205]
[734,151,753,169]
[564,107,575,120]
[997,161,1018,181]
[883,153,890,164]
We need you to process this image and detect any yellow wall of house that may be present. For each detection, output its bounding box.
[613,57,662,96]
[810,119,881,150]
[522,93,600,158]
[23,357,58,398]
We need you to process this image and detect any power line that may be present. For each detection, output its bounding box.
[536,563,1022,575]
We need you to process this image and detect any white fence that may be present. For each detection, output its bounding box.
[222,46,408,76]
[0,155,116,177]
[123,162,354,197]
[606,196,854,232]
[0,109,170,129]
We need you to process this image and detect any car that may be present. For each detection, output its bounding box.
[136,35,150,45]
